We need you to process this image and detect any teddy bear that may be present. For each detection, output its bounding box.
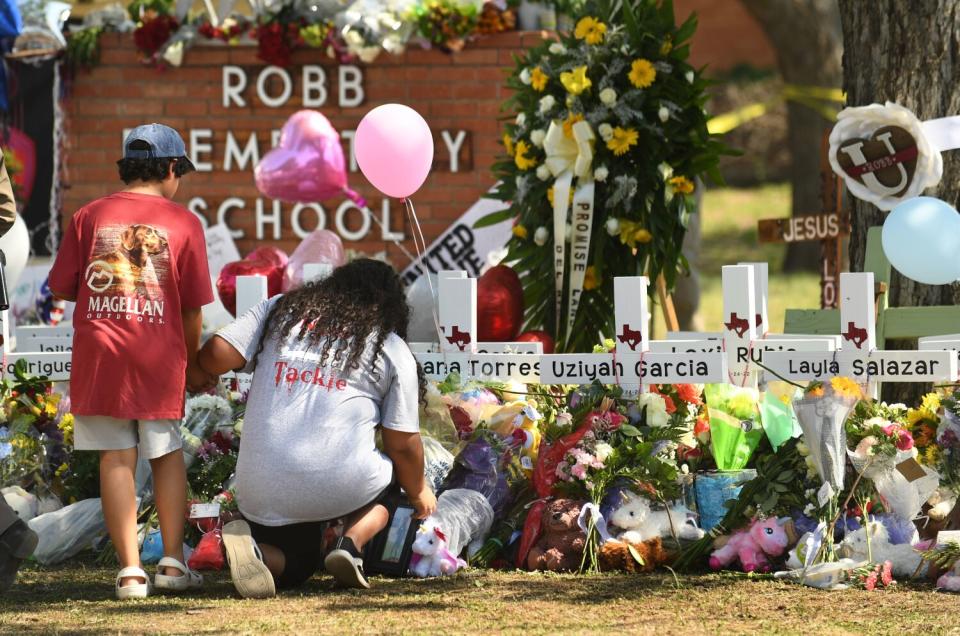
[598,536,670,573]
[608,490,704,543]
[526,499,587,572]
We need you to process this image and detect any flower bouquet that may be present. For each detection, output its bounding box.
[791,377,863,565]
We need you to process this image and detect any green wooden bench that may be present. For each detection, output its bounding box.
[784,227,960,345]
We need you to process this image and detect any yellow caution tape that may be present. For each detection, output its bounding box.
[708,84,846,135]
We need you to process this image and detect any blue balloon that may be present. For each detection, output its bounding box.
[881,196,960,285]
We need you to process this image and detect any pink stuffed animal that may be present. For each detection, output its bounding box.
[709,517,791,573]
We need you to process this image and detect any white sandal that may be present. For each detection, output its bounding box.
[154,557,204,592]
[115,566,150,600]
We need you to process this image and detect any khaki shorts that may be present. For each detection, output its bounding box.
[74,415,182,460]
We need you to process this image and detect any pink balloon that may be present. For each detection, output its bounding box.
[282,229,346,291]
[355,104,434,199]
[255,110,362,204]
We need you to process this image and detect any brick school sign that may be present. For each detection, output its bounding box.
[62,32,542,264]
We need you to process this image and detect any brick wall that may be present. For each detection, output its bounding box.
[62,13,773,266]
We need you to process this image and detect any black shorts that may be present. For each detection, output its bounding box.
[246,481,401,589]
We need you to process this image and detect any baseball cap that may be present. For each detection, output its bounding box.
[122,123,196,171]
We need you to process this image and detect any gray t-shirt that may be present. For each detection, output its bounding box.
[217,297,420,526]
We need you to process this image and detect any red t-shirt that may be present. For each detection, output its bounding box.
[48,192,213,420]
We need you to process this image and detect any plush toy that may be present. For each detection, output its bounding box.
[608,491,704,543]
[526,499,587,572]
[838,521,931,579]
[508,404,543,476]
[1,486,38,522]
[709,517,791,573]
[937,563,960,591]
[599,537,670,573]
[409,523,467,578]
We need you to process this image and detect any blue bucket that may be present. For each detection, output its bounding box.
[694,469,756,531]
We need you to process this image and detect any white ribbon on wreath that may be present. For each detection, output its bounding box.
[543,118,595,340]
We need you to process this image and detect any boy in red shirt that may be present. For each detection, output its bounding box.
[49,124,214,599]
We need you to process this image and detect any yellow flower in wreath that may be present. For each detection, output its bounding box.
[513,225,529,240]
[660,37,673,55]
[668,175,695,195]
[583,266,600,291]
[560,66,592,96]
[514,140,537,170]
[574,16,607,45]
[617,219,653,249]
[563,112,585,138]
[628,59,657,89]
[503,133,514,156]
[530,67,549,92]
[606,127,639,156]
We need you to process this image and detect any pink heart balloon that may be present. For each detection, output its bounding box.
[255,110,362,204]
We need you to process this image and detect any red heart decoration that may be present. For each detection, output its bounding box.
[515,330,555,354]
[477,265,524,342]
[216,258,284,317]
[247,246,289,270]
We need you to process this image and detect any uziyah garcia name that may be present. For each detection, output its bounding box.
[274,361,346,391]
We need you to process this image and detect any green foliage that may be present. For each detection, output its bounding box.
[65,26,104,70]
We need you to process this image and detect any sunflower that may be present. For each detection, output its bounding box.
[606,127,639,156]
[628,58,657,89]
[668,176,695,194]
[922,392,942,413]
[514,140,537,170]
[530,66,548,92]
[830,376,863,401]
[574,16,607,45]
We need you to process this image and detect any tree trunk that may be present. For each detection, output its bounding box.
[838,0,960,404]
[740,0,843,272]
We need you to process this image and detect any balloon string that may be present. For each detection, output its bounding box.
[404,198,444,344]
[362,206,420,264]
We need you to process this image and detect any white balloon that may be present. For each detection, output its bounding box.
[0,215,31,291]
[405,273,440,342]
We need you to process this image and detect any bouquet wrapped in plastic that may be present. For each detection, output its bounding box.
[703,384,763,470]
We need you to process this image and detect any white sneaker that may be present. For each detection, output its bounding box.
[154,557,203,592]
[115,566,150,600]
[222,520,276,599]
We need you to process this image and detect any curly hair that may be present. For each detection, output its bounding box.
[252,258,426,402]
[117,140,193,184]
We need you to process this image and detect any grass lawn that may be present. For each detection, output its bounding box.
[3,558,956,635]
[652,183,821,337]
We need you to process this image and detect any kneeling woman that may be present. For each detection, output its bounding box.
[198,260,436,596]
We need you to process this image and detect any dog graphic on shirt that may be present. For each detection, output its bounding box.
[85,224,169,298]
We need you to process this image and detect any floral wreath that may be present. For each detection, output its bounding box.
[482,1,729,352]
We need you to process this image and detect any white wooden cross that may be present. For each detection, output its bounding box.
[653,263,839,389]
[763,272,959,385]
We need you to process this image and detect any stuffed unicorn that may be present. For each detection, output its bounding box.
[609,491,704,543]
[709,517,791,573]
[409,522,467,578]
